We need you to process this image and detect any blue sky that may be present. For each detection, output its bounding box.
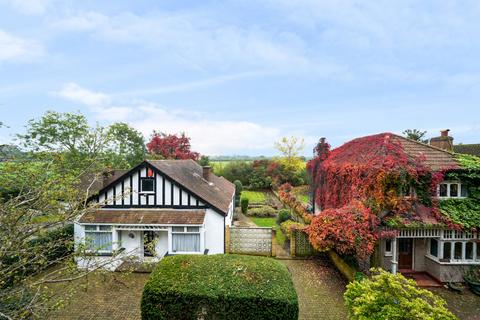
[1,0,479,156]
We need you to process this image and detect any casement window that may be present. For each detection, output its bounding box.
[429,239,438,257]
[437,182,468,198]
[430,239,479,263]
[384,239,392,256]
[84,225,112,253]
[172,226,201,253]
[140,178,154,193]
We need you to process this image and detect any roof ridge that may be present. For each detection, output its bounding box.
[390,132,456,155]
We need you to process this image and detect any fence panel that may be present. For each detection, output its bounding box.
[291,229,316,257]
[227,226,273,256]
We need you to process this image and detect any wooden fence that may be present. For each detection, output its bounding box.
[290,229,316,257]
[226,226,274,256]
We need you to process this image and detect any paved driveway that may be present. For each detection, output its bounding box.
[281,259,348,320]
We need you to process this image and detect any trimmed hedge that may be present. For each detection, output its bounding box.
[141,254,298,320]
[246,205,277,217]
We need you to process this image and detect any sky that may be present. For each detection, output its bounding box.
[1,0,480,156]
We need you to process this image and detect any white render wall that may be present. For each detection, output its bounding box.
[204,208,225,254]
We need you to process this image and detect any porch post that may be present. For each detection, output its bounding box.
[391,237,398,274]
[112,227,119,252]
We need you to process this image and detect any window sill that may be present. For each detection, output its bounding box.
[384,253,393,257]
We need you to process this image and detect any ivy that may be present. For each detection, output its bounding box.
[439,198,480,230]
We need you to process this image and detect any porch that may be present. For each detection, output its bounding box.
[381,229,480,283]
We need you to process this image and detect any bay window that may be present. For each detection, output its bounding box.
[172,226,201,253]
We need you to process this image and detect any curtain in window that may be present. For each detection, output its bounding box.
[86,232,112,251]
[172,234,200,252]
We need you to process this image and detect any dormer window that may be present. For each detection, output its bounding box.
[141,178,154,193]
[438,182,468,199]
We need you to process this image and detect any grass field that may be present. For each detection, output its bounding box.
[241,191,267,204]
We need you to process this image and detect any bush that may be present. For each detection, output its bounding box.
[141,255,298,320]
[234,180,243,207]
[277,209,292,224]
[240,197,249,214]
[280,220,305,239]
[344,268,458,320]
[246,206,277,217]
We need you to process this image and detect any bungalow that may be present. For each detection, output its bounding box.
[74,160,235,270]
[312,130,480,282]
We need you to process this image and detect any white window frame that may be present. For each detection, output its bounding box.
[84,225,113,254]
[171,226,201,254]
[384,239,393,257]
[437,181,467,199]
[140,178,155,194]
[426,237,480,265]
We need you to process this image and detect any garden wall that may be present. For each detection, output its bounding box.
[226,226,273,256]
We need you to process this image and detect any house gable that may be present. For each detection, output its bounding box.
[97,162,206,209]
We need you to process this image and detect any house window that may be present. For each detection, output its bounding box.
[442,242,452,260]
[454,242,463,260]
[466,242,474,260]
[438,182,467,199]
[84,225,112,253]
[172,226,201,253]
[141,179,154,193]
[384,239,392,256]
[429,239,438,257]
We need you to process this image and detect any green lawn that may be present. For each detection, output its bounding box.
[241,191,267,204]
[250,217,286,246]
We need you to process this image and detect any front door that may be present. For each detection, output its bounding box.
[398,238,413,270]
[143,231,156,257]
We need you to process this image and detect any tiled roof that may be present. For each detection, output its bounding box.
[454,144,480,157]
[79,209,206,225]
[329,133,460,171]
[148,160,235,214]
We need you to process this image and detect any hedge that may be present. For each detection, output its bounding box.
[141,254,298,320]
[246,205,277,217]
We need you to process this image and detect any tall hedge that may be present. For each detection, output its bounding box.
[141,254,298,320]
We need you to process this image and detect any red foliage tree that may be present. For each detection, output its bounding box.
[146,132,200,160]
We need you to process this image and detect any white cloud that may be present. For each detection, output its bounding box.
[55,82,111,107]
[1,0,53,15]
[54,83,286,154]
[0,30,43,62]
[53,11,312,72]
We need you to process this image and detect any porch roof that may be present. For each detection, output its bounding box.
[78,209,206,225]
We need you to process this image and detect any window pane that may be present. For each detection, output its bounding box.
[461,184,468,197]
[466,242,474,260]
[430,239,438,257]
[85,225,96,231]
[443,242,451,260]
[454,242,462,259]
[86,232,112,251]
[172,234,200,252]
[141,179,154,192]
[439,184,448,197]
[450,184,458,197]
[99,225,111,231]
[477,243,480,261]
[172,227,184,232]
[385,240,392,253]
[187,227,199,233]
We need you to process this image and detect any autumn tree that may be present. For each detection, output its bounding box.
[274,136,305,171]
[146,132,199,160]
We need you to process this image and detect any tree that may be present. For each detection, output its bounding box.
[106,123,146,168]
[344,269,457,319]
[0,157,122,319]
[197,155,210,166]
[403,129,428,143]
[274,136,305,171]
[146,132,199,160]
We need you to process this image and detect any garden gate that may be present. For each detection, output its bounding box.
[226,226,274,256]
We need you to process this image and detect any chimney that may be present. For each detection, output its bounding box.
[202,166,212,181]
[429,129,453,151]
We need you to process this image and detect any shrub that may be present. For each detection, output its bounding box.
[277,209,292,224]
[234,180,243,207]
[246,206,277,217]
[240,197,249,214]
[280,220,305,239]
[344,268,458,320]
[141,255,298,320]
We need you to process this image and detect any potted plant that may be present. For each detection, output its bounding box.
[464,266,480,296]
